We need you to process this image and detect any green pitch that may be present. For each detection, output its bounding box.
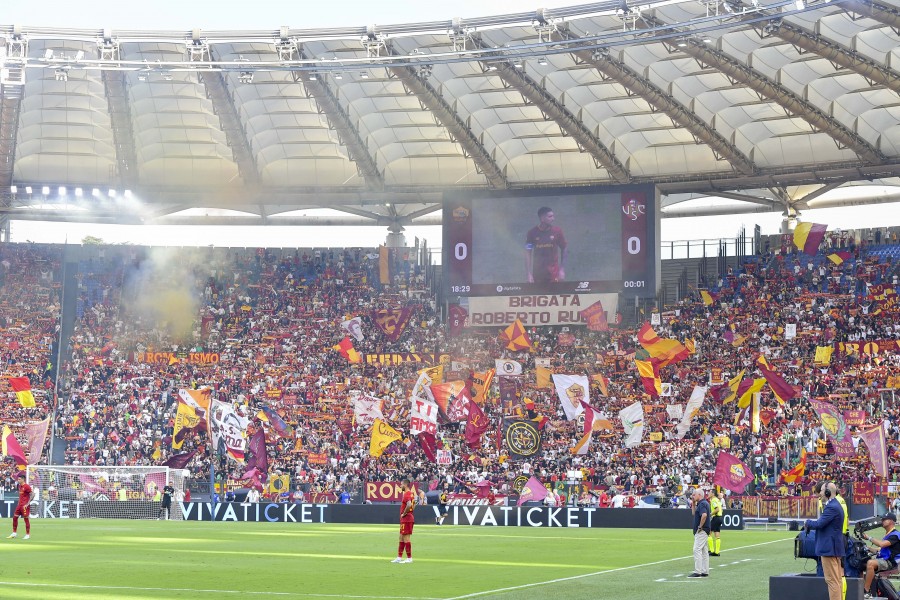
[0,520,801,599]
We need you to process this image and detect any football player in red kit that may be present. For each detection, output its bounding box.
[391,479,415,563]
[8,472,34,540]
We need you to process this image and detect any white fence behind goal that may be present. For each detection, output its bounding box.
[27,465,188,520]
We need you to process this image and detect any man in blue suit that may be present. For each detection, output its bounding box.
[805,482,846,600]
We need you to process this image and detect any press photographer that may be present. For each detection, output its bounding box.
[860,513,900,599]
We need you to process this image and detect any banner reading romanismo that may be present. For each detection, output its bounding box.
[465,293,618,327]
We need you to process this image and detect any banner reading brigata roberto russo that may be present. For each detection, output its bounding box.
[464,293,618,327]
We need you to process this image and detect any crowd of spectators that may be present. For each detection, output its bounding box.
[1,230,899,507]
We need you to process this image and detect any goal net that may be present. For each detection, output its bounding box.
[26,465,188,520]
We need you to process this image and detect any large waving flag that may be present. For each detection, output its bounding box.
[333,337,362,363]
[370,307,415,342]
[495,359,523,376]
[700,290,715,306]
[860,423,888,478]
[637,323,690,367]
[410,397,439,435]
[551,374,589,421]
[500,319,532,351]
[570,400,613,455]
[712,452,754,493]
[173,388,211,449]
[210,400,249,463]
[675,385,707,439]
[635,359,662,398]
[24,417,50,465]
[780,449,807,484]
[711,370,745,405]
[580,300,609,332]
[164,448,197,470]
[258,405,294,438]
[369,418,402,457]
[471,369,495,405]
[243,429,268,486]
[447,386,473,422]
[618,401,644,448]
[351,394,384,428]
[8,377,36,408]
[793,222,828,255]
[809,400,854,457]
[517,476,550,505]
[1,425,27,467]
[736,378,766,409]
[756,356,797,405]
[501,419,542,460]
[340,316,365,342]
[814,346,834,365]
[827,251,852,265]
[465,400,490,449]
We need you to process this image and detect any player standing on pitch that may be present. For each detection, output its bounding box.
[392,479,415,563]
[525,206,568,284]
[159,480,175,520]
[8,472,35,540]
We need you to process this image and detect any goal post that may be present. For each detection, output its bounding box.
[26,465,188,520]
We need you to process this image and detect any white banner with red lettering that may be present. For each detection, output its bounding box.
[410,398,439,435]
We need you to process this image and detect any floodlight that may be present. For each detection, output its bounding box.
[92,188,100,197]
[42,186,50,195]
[794,0,804,8]
[10,185,17,194]
[59,186,66,196]
[108,189,117,198]
[75,188,83,197]
[124,190,132,198]
[44,49,54,60]
[25,186,32,194]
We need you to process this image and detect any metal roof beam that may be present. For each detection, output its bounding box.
[708,190,780,206]
[297,48,384,191]
[199,69,260,186]
[844,0,900,31]
[385,46,507,189]
[766,19,900,95]
[554,27,756,176]
[643,13,887,166]
[101,71,140,187]
[472,36,630,184]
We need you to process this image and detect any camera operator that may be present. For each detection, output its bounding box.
[804,482,846,600]
[861,513,900,598]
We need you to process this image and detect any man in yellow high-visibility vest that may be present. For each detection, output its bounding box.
[708,488,724,556]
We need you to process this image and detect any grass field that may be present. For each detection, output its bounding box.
[0,520,801,599]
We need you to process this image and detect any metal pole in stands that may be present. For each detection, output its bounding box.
[48,240,68,466]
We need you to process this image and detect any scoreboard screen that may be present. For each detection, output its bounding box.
[443,186,657,298]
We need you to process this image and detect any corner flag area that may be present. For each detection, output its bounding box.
[0,522,796,599]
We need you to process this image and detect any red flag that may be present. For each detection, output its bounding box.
[8,377,36,408]
[517,476,549,506]
[712,451,754,493]
[1,426,28,467]
[860,423,889,478]
[756,356,797,404]
[635,358,662,398]
[780,449,807,484]
[793,222,828,255]
[164,448,198,470]
[464,400,489,449]
[418,432,437,463]
[580,300,609,332]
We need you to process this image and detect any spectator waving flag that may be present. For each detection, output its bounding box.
[465,400,490,449]
[351,394,384,428]
[637,322,690,367]
[333,337,362,363]
[618,401,644,449]
[24,417,50,465]
[370,307,415,342]
[1,425,27,467]
[369,418,402,458]
[163,448,197,470]
[860,422,889,478]
[710,370,745,405]
[756,355,797,404]
[827,251,852,265]
[495,359,523,376]
[634,358,662,398]
[517,476,550,506]
[780,449,807,484]
[675,385,707,439]
[8,377,36,408]
[499,319,532,351]
[551,374,589,421]
[712,451,754,493]
[258,405,294,438]
[793,222,828,255]
[580,300,609,332]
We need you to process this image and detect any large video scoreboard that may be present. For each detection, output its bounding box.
[443,186,658,298]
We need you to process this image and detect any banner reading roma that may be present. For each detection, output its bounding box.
[364,480,419,503]
[136,352,222,364]
[837,340,898,355]
[465,293,618,327]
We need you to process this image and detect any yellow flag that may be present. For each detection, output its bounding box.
[738,378,767,409]
[419,365,444,386]
[471,369,495,404]
[172,402,200,450]
[536,366,554,389]
[814,346,834,365]
[370,418,402,457]
[700,290,714,306]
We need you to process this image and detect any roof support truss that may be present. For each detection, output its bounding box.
[554,27,756,176]
[765,19,900,94]
[385,45,508,189]
[297,48,384,191]
[472,36,631,183]
[644,14,887,166]
[845,0,900,33]
[101,71,140,187]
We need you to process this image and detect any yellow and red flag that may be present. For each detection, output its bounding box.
[780,449,807,484]
[8,377,35,408]
[756,356,797,405]
[637,322,690,367]
[700,290,715,306]
[827,251,851,265]
[737,378,767,409]
[1,425,27,467]
[793,222,828,255]
[500,319,532,351]
[369,419,402,458]
[634,359,662,398]
[333,337,362,363]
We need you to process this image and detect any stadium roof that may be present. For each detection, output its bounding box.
[0,0,898,230]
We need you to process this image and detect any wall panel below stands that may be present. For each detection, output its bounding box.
[1,501,742,529]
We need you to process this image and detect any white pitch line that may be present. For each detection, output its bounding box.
[0,582,441,600]
[443,537,791,599]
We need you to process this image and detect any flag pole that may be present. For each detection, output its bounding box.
[48,236,68,466]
